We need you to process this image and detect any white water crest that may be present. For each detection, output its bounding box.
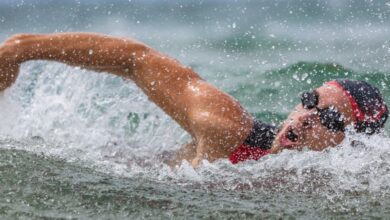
[0,61,186,162]
[0,61,389,199]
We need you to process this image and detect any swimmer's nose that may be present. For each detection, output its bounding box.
[296,109,317,129]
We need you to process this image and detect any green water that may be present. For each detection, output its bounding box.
[224,61,390,128]
[1,148,390,219]
[1,0,390,219]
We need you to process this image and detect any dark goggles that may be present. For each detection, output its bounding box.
[301,90,345,132]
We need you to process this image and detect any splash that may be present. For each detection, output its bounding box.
[0,61,186,164]
[0,61,387,201]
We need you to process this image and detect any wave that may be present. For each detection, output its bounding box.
[0,60,388,217]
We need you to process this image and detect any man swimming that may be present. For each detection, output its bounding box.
[0,33,387,167]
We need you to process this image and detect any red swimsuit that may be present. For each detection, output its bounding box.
[229,144,271,164]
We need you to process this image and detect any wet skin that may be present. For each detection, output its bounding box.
[271,83,355,153]
[0,33,356,167]
[0,33,253,167]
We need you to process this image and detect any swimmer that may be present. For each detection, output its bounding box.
[0,33,388,167]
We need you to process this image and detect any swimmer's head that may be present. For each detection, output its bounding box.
[271,79,388,153]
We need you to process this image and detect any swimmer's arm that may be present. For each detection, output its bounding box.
[1,33,152,80]
[0,33,254,167]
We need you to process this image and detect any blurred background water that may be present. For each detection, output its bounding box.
[1,0,390,219]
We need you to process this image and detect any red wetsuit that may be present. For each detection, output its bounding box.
[229,119,277,164]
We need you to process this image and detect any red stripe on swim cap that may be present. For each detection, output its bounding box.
[326,81,364,123]
[326,80,387,123]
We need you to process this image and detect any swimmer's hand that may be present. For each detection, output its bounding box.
[0,35,23,91]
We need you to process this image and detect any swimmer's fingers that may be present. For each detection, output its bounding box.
[190,139,210,168]
[0,37,22,91]
[0,62,19,91]
[191,156,202,168]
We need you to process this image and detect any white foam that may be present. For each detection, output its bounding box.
[0,61,389,196]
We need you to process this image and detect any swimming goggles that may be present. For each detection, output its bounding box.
[301,90,345,132]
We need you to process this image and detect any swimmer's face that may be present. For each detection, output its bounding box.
[271,83,355,153]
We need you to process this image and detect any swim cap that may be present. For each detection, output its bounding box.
[326,79,388,134]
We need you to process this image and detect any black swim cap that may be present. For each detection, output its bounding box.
[326,79,388,135]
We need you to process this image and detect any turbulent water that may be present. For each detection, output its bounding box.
[1,0,390,219]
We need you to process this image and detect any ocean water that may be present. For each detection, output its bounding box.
[1,0,390,219]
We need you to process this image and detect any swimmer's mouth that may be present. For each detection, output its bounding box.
[287,128,299,142]
[279,127,299,148]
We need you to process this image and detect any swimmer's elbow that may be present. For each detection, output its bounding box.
[115,43,154,77]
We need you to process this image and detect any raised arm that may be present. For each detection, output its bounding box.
[0,33,253,166]
[0,33,154,80]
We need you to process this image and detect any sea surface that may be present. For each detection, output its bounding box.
[1,0,390,219]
